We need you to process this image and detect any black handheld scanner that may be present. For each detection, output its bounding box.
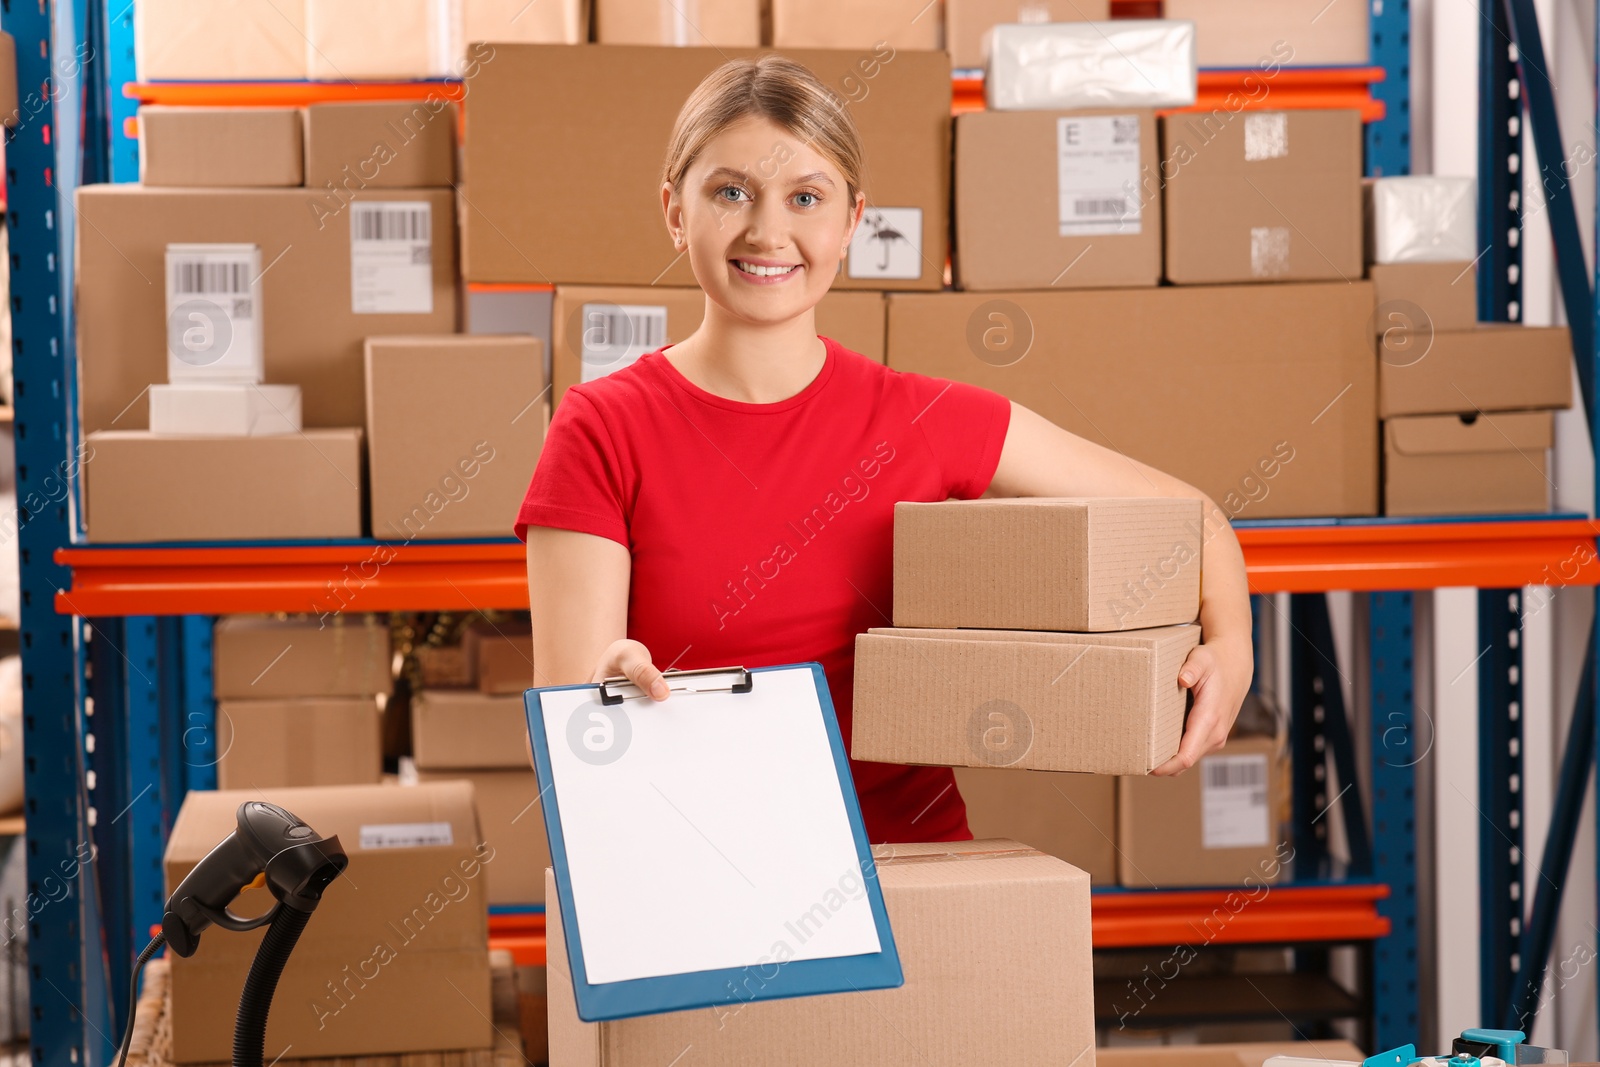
[161,801,347,958]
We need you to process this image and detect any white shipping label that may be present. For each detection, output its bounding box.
[165,244,260,377]
[1057,115,1142,237]
[1200,754,1271,849]
[579,303,669,383]
[360,821,454,849]
[1244,112,1290,161]
[350,201,434,314]
[848,206,924,280]
[1250,225,1291,277]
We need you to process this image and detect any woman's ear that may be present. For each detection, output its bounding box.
[661,180,686,250]
[840,190,867,258]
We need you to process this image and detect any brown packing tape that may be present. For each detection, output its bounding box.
[872,845,1046,867]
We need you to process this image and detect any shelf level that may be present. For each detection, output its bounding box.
[954,67,1387,120]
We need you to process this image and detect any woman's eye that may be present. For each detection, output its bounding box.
[794,191,819,208]
[717,186,748,203]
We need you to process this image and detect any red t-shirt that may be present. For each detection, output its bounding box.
[515,337,1012,843]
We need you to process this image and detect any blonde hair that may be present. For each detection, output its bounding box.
[662,55,866,203]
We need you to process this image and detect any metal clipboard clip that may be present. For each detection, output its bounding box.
[596,666,755,706]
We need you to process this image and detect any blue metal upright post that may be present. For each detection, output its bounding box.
[1479,589,1526,1027]
[1366,0,1411,176]
[1370,591,1419,1052]
[1480,3,1523,324]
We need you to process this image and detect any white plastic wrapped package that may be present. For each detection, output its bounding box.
[986,20,1198,111]
[1367,175,1478,264]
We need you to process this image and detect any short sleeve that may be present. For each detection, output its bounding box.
[901,373,1012,499]
[513,389,631,546]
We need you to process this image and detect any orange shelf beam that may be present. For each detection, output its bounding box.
[489,913,548,967]
[954,67,1385,120]
[125,81,466,108]
[1092,883,1391,948]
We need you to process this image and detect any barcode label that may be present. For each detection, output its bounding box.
[172,260,251,296]
[164,244,262,379]
[1200,753,1271,849]
[1058,115,1142,237]
[1203,757,1266,790]
[579,303,669,383]
[360,821,454,849]
[351,201,434,314]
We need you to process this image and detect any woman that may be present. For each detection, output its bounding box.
[519,55,1253,844]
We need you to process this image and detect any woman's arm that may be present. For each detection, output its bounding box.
[988,402,1254,776]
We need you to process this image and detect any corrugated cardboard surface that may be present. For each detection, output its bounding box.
[418,644,475,688]
[139,106,304,187]
[463,620,535,694]
[596,0,760,45]
[886,284,1377,518]
[551,286,886,405]
[306,0,453,79]
[853,625,1200,775]
[893,498,1201,631]
[944,0,1108,70]
[1379,324,1573,417]
[213,615,392,699]
[954,767,1116,884]
[462,45,950,289]
[163,783,492,1063]
[76,185,458,434]
[1099,1041,1367,1067]
[412,689,532,769]
[770,0,941,49]
[1368,261,1477,334]
[547,840,1094,1066]
[305,101,456,189]
[365,335,545,540]
[216,697,383,789]
[1164,0,1369,66]
[1116,735,1291,888]
[417,769,549,904]
[1162,110,1363,284]
[135,0,310,80]
[83,430,364,542]
[955,109,1160,290]
[1384,411,1554,517]
[464,0,586,43]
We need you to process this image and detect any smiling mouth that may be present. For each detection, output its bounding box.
[732,260,801,277]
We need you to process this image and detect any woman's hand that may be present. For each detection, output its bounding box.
[1151,635,1254,776]
[592,639,671,701]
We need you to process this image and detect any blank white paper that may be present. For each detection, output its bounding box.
[539,667,883,985]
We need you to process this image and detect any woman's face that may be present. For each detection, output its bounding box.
[663,114,864,326]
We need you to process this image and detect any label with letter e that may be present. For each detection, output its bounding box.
[350,201,433,314]
[1057,115,1142,236]
[360,822,454,849]
[1200,753,1270,849]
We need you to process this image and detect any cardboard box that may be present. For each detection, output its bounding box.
[1384,411,1554,517]
[954,109,1160,290]
[164,783,492,1063]
[853,624,1201,775]
[76,185,458,434]
[551,286,886,404]
[462,620,535,694]
[885,284,1377,518]
[1369,260,1477,336]
[1099,1041,1368,1067]
[953,767,1116,884]
[135,0,310,80]
[770,0,941,50]
[1162,109,1363,284]
[412,689,531,770]
[1366,175,1477,264]
[305,101,456,190]
[1117,734,1290,888]
[546,840,1094,1066]
[148,383,302,436]
[944,0,1109,71]
[894,498,1201,632]
[464,0,586,44]
[216,697,383,789]
[417,769,549,903]
[987,21,1197,110]
[1163,0,1370,67]
[306,0,458,79]
[462,45,950,290]
[82,430,364,542]
[214,615,392,700]
[596,0,760,45]
[417,643,475,688]
[139,106,304,187]
[364,336,546,541]
[1379,324,1573,417]
[0,32,17,127]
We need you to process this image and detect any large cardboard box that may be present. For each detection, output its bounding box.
[216,697,383,789]
[416,769,549,904]
[596,0,760,45]
[853,624,1200,775]
[546,841,1094,1066]
[412,689,531,769]
[1379,324,1573,417]
[139,106,304,187]
[1369,261,1477,335]
[462,620,535,694]
[1384,411,1553,517]
[886,284,1378,518]
[365,336,545,541]
[135,0,310,81]
[944,0,1109,70]
[306,0,457,79]
[770,0,941,49]
[1163,0,1370,67]
[214,615,392,699]
[894,498,1201,632]
[463,0,586,44]
[75,185,458,434]
[462,45,951,291]
[1162,110,1363,285]
[1116,735,1290,888]
[163,783,493,1063]
[304,101,456,190]
[1099,1041,1367,1067]
[954,109,1160,290]
[953,767,1116,884]
[551,286,886,405]
[82,430,364,542]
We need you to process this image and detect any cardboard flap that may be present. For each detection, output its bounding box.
[1387,411,1553,456]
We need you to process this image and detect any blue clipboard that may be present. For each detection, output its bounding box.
[523,662,903,1022]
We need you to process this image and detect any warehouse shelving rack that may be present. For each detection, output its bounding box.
[6,0,1597,1063]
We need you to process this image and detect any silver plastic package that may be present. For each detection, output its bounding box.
[985,20,1198,111]
[1366,175,1478,264]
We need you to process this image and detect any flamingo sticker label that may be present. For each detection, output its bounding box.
[847,207,923,280]
[1057,115,1142,237]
